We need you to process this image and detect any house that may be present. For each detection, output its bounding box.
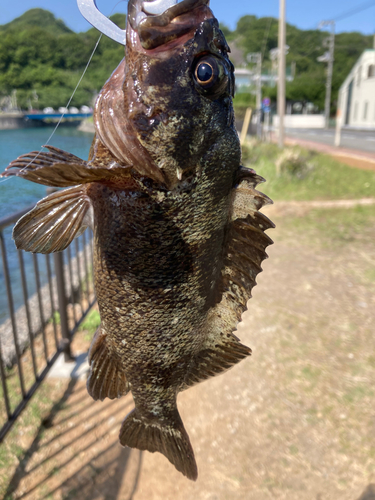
[234,67,295,91]
[338,49,375,128]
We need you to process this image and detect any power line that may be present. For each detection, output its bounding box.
[261,17,273,60]
[333,0,375,22]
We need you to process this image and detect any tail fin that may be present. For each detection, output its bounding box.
[119,408,198,481]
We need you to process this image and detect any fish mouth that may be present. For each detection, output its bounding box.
[128,0,213,50]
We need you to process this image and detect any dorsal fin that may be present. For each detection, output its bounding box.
[221,166,275,318]
[183,166,274,389]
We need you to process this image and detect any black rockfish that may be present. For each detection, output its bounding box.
[1,0,274,480]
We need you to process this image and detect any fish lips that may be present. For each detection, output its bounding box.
[128,0,214,50]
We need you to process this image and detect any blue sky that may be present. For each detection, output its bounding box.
[1,0,375,34]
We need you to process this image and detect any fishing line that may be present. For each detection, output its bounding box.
[0,0,127,185]
[43,33,103,147]
[0,33,102,186]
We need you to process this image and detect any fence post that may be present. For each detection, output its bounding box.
[53,252,74,362]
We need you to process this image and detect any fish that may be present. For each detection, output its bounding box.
[1,0,274,481]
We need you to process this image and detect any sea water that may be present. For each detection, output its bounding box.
[0,126,94,324]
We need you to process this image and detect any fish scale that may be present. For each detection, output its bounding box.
[1,0,274,481]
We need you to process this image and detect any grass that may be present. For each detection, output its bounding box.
[0,380,64,498]
[277,204,375,249]
[79,309,100,340]
[49,311,60,325]
[242,141,375,201]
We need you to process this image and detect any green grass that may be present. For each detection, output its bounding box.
[342,385,374,404]
[301,366,321,381]
[0,381,58,498]
[49,311,60,325]
[79,309,100,338]
[365,268,375,283]
[243,142,375,201]
[276,204,375,248]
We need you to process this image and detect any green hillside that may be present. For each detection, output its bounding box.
[0,9,73,36]
[0,9,126,110]
[0,9,372,113]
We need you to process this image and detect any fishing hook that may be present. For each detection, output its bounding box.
[77,0,126,45]
[77,0,179,45]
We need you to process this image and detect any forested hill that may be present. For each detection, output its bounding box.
[0,8,373,112]
[0,9,126,110]
[0,9,73,36]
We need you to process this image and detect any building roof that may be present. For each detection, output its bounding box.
[340,49,375,91]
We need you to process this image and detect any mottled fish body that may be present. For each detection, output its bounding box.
[1,0,274,480]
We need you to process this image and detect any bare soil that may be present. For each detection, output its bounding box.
[2,202,375,500]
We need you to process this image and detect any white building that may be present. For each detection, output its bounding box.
[339,49,375,129]
[234,66,295,90]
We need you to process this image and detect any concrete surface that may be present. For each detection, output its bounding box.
[48,352,89,380]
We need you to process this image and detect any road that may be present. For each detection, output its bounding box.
[285,127,375,154]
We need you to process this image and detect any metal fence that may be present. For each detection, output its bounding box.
[0,204,96,441]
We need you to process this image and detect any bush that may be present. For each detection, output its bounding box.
[275,147,316,178]
[241,139,278,165]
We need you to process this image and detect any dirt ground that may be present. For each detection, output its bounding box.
[2,201,375,500]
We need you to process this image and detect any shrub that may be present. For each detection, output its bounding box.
[275,147,316,178]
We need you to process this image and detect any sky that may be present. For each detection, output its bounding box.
[1,0,375,34]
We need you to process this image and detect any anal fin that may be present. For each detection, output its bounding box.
[13,185,91,253]
[87,327,130,401]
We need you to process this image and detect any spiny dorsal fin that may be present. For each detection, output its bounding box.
[13,185,92,254]
[223,166,275,316]
[87,327,130,401]
[1,144,131,187]
[182,166,274,388]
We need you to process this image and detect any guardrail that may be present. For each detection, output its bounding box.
[0,205,96,441]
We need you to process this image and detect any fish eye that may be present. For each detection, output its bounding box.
[193,55,228,96]
[195,62,215,85]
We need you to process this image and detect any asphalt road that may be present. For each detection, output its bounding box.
[285,128,375,154]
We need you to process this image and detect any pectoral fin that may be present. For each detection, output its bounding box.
[13,185,92,253]
[2,144,131,187]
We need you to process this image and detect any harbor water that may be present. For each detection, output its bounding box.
[0,126,94,325]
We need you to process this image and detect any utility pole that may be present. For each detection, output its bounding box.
[318,20,335,129]
[277,0,286,148]
[247,52,262,138]
[256,53,262,138]
[334,88,342,147]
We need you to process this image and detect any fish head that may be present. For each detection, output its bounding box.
[95,0,239,188]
